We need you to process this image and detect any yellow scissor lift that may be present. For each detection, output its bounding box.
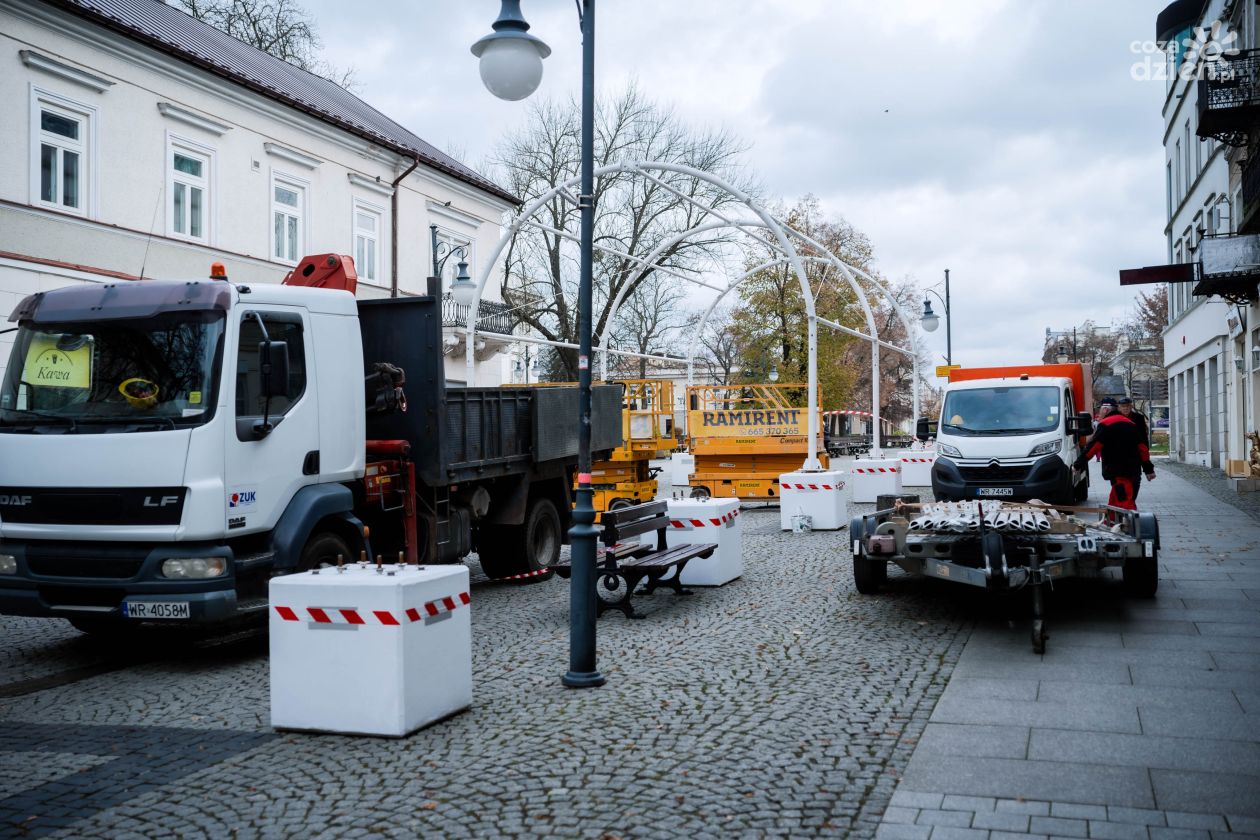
[586,379,676,512]
[686,383,827,502]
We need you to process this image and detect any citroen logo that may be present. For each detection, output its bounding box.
[988,460,1001,468]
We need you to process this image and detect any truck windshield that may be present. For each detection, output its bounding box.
[0,312,224,433]
[941,386,1060,436]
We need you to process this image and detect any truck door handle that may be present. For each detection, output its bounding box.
[302,451,320,475]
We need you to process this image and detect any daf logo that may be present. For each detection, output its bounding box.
[0,495,33,506]
[143,496,180,508]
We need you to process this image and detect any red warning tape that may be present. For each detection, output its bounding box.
[274,592,470,626]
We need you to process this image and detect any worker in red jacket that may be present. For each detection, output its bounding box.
[1073,411,1155,512]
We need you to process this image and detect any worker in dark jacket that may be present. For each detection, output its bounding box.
[1118,397,1149,445]
[1073,411,1155,513]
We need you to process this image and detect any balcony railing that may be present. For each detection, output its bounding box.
[1197,49,1260,145]
[441,294,516,336]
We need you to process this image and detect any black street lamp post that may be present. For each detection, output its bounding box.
[473,0,604,688]
[920,268,952,366]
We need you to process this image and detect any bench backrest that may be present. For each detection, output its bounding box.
[601,500,669,551]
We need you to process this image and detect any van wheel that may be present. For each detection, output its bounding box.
[300,532,352,571]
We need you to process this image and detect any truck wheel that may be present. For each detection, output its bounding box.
[689,486,711,501]
[607,498,635,511]
[477,498,560,582]
[300,532,352,570]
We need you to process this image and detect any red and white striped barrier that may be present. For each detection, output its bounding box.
[668,509,740,529]
[641,498,743,585]
[851,458,903,503]
[899,453,936,486]
[780,481,845,491]
[492,567,553,582]
[780,470,848,530]
[269,564,472,737]
[273,591,471,628]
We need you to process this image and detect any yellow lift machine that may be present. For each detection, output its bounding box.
[686,383,827,501]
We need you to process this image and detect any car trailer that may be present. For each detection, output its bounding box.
[850,500,1160,653]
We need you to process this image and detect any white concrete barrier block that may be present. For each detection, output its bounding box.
[851,459,903,503]
[899,453,936,486]
[269,563,471,737]
[779,470,848,530]
[640,497,743,585]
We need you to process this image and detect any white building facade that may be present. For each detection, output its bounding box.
[1159,0,1234,469]
[0,0,518,386]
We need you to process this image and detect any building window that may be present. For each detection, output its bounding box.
[1166,162,1173,219]
[271,174,306,264]
[32,93,92,214]
[433,228,473,292]
[167,136,212,242]
[1175,141,1182,205]
[1184,121,1191,191]
[352,201,383,285]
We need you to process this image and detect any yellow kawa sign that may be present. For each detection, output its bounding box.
[22,336,92,389]
[935,364,961,378]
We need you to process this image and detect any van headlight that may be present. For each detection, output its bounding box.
[0,554,16,575]
[1028,440,1062,457]
[937,443,962,458]
[161,557,228,579]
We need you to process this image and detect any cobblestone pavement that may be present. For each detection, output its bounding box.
[1,502,987,839]
[1160,459,1260,522]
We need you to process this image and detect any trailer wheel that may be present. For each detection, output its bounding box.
[1124,513,1159,598]
[851,521,887,594]
[300,532,352,570]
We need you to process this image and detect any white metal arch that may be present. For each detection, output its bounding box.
[466,160,925,469]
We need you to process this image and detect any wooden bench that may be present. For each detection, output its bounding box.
[552,500,717,619]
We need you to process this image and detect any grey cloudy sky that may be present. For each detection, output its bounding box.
[305,0,1167,368]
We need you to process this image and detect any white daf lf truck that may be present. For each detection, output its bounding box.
[919,364,1095,505]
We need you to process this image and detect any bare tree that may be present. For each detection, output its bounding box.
[609,271,688,379]
[490,85,754,381]
[693,307,741,387]
[172,0,357,89]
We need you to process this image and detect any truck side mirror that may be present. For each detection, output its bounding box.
[1067,412,1093,436]
[259,340,290,399]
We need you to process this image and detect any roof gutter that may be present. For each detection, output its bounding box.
[391,156,421,299]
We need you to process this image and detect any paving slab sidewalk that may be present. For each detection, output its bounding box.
[876,460,1260,840]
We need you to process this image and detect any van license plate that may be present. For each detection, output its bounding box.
[123,601,190,620]
[977,488,1014,497]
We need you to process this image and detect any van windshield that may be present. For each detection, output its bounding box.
[941,386,1060,436]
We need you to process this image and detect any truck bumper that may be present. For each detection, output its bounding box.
[931,455,1073,503]
[0,540,240,624]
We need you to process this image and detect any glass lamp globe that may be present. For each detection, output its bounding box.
[920,301,940,333]
[449,260,478,305]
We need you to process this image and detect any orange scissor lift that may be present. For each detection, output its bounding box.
[584,379,675,512]
[686,383,827,501]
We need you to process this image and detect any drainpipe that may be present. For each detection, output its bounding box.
[390,156,421,298]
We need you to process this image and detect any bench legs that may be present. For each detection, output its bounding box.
[596,572,645,620]
[641,563,694,597]
[593,564,696,619]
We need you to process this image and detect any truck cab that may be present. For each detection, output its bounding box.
[0,278,368,630]
[927,372,1093,505]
